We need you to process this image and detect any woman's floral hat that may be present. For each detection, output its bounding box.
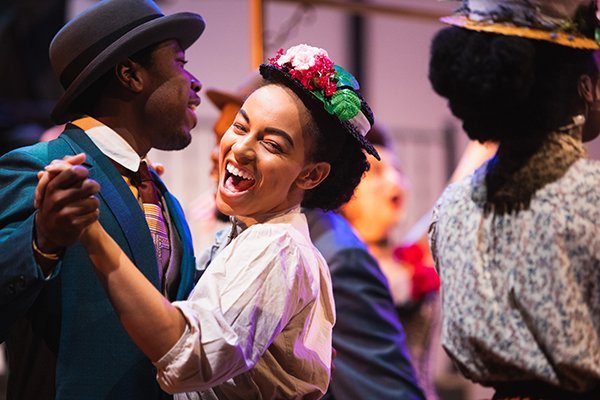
[442,0,600,49]
[260,44,379,160]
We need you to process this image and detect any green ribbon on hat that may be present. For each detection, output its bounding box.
[312,65,362,122]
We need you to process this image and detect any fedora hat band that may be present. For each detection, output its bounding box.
[60,13,162,89]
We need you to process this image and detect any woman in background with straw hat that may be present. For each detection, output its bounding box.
[428,1,600,399]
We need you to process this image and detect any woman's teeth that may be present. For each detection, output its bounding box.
[226,163,253,180]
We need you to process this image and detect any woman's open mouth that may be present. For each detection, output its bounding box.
[223,162,256,193]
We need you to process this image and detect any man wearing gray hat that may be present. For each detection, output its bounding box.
[0,0,205,398]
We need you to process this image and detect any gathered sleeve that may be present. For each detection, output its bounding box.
[154,225,323,393]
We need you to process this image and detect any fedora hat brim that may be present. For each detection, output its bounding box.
[205,89,245,111]
[205,73,266,110]
[52,12,205,124]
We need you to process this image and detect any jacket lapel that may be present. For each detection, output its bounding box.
[60,127,160,286]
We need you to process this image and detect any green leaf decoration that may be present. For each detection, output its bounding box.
[312,89,326,104]
[334,65,359,90]
[324,89,361,121]
[596,27,600,46]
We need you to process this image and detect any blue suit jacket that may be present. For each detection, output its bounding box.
[0,126,195,399]
[305,209,425,400]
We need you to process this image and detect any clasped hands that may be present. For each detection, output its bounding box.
[34,153,100,258]
[34,154,166,256]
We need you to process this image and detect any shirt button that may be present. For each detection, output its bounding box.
[8,283,15,295]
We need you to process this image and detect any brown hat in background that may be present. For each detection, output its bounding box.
[49,0,206,124]
[205,72,265,110]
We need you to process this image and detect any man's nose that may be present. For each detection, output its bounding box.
[190,77,201,93]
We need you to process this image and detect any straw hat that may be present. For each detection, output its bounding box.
[442,0,600,49]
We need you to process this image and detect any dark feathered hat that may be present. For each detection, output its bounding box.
[260,44,379,160]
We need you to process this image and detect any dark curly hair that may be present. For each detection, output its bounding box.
[300,101,370,211]
[428,27,598,145]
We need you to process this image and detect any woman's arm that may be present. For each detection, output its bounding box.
[81,219,187,362]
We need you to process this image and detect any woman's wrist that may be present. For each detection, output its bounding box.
[80,221,103,252]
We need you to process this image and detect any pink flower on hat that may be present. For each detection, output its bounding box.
[275,44,329,70]
[269,44,337,96]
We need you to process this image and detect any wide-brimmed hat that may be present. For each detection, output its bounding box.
[49,0,205,124]
[260,44,379,160]
[205,73,265,110]
[442,0,599,49]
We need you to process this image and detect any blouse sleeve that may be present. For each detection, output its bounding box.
[154,226,319,393]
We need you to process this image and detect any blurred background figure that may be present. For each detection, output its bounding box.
[340,124,441,400]
[339,124,497,399]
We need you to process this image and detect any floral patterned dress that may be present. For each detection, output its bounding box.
[429,132,600,395]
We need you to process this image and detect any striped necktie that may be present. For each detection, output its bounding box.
[137,161,171,289]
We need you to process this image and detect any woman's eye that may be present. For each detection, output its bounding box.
[264,141,283,152]
[233,123,247,134]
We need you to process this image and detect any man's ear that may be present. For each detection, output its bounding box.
[295,162,331,190]
[578,74,595,103]
[115,59,144,93]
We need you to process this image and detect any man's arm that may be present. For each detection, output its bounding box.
[0,149,55,340]
[327,248,426,400]
[0,150,98,340]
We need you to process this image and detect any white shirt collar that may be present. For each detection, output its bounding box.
[71,116,142,172]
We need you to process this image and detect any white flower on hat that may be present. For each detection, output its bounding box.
[276,44,329,70]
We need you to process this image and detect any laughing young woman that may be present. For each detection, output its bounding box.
[36,44,378,399]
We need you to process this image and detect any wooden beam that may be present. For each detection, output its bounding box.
[266,0,445,22]
[250,0,265,68]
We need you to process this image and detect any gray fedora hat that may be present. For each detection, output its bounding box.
[49,0,205,124]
